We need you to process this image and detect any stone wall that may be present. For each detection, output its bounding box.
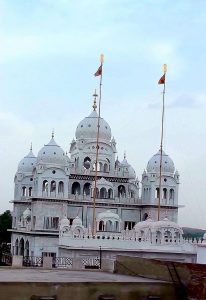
[0,281,176,300]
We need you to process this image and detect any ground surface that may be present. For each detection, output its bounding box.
[0,267,165,283]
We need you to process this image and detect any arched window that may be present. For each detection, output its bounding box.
[83,157,91,169]
[170,189,174,200]
[156,231,162,244]
[98,162,103,172]
[105,220,113,231]
[28,187,32,197]
[58,181,64,193]
[118,185,126,197]
[71,182,81,195]
[155,188,160,199]
[42,180,48,193]
[164,230,172,243]
[130,190,134,198]
[142,213,148,221]
[25,240,29,257]
[19,238,24,256]
[93,188,99,198]
[104,163,108,172]
[108,188,113,199]
[15,239,19,255]
[76,157,79,167]
[163,188,167,199]
[114,221,119,231]
[99,220,104,231]
[100,187,107,198]
[106,158,110,171]
[83,183,90,196]
[50,181,56,193]
[22,186,26,197]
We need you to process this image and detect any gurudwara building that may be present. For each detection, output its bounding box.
[10,97,196,265]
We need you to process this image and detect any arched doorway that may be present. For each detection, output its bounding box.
[42,180,49,195]
[83,183,90,196]
[58,181,64,194]
[83,157,91,169]
[118,185,126,197]
[15,239,19,255]
[108,188,113,199]
[71,182,81,195]
[19,238,24,256]
[100,187,107,198]
[25,240,29,257]
[142,213,148,221]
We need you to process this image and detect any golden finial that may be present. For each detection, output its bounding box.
[52,129,54,138]
[100,53,104,65]
[163,64,167,73]
[92,89,98,111]
[30,142,32,152]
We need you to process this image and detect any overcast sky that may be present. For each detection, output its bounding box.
[0,0,206,229]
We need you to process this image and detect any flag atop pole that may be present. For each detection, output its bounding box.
[92,54,104,236]
[94,65,102,77]
[158,74,165,84]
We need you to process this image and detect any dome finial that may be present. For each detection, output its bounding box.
[92,89,98,111]
[30,142,32,152]
[52,128,54,139]
[124,151,126,159]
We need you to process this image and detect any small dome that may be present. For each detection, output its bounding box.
[97,210,120,221]
[60,216,70,228]
[153,217,182,230]
[37,137,67,166]
[147,150,175,174]
[23,208,31,219]
[134,218,154,230]
[75,109,111,141]
[121,156,136,179]
[18,150,37,173]
[72,216,82,226]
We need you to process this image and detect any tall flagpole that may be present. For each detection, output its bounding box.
[92,54,104,236]
[158,64,167,221]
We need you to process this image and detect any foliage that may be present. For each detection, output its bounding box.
[182,227,205,241]
[0,210,12,245]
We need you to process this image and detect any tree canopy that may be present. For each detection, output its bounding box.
[0,210,12,245]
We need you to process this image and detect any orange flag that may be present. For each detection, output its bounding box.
[158,74,165,84]
[94,65,102,77]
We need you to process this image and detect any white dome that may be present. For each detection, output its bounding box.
[153,217,182,231]
[75,109,111,141]
[72,216,82,226]
[97,210,120,221]
[134,218,154,230]
[18,150,37,173]
[121,157,136,179]
[147,150,175,174]
[60,216,70,228]
[37,137,67,166]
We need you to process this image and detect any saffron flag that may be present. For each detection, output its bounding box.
[158,74,165,84]
[94,65,102,77]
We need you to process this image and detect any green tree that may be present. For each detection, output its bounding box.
[0,210,12,245]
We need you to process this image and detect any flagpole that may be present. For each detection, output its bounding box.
[92,54,104,236]
[158,64,167,221]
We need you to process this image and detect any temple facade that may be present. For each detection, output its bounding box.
[10,97,180,260]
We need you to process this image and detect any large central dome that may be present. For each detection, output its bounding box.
[75,109,112,141]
